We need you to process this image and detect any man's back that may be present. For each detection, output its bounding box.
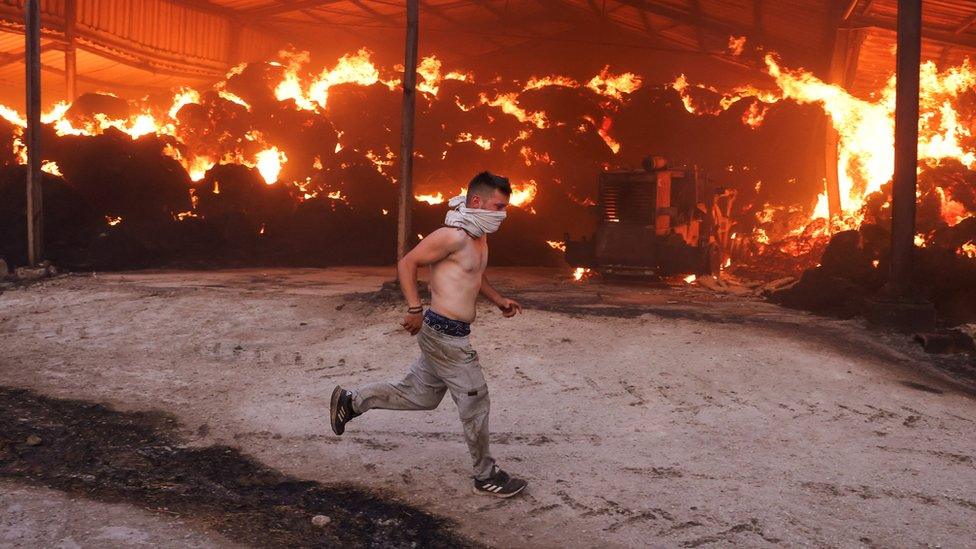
[428,227,488,323]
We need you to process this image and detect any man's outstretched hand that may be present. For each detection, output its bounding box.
[498,298,522,318]
[401,312,422,335]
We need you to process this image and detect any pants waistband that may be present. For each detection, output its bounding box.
[423,309,471,337]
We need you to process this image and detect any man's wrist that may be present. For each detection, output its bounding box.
[406,304,423,314]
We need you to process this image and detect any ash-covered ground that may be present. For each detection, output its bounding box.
[1,268,975,547]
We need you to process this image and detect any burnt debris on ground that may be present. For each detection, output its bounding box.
[0,386,474,549]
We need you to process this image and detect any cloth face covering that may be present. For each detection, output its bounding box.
[444,195,507,237]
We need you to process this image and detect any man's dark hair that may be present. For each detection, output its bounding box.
[468,171,511,200]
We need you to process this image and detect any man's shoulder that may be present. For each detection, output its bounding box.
[428,226,469,247]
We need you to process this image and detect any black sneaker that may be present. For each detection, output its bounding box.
[330,385,360,436]
[473,466,527,498]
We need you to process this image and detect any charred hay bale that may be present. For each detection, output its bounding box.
[918,159,976,211]
[323,153,396,213]
[930,216,976,251]
[244,105,339,185]
[524,125,611,198]
[819,229,883,288]
[529,183,596,240]
[768,266,866,318]
[223,63,287,113]
[0,119,18,166]
[172,96,254,160]
[859,223,890,260]
[517,86,603,129]
[0,166,101,268]
[47,130,192,226]
[193,164,295,241]
[66,92,130,122]
[326,83,399,149]
[282,198,394,265]
[912,246,976,326]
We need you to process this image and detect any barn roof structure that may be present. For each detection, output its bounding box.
[2,1,976,105]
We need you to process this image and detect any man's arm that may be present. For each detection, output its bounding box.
[481,273,522,318]
[397,229,464,334]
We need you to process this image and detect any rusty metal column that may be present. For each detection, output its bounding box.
[396,0,419,261]
[889,0,922,296]
[65,0,77,100]
[25,0,43,266]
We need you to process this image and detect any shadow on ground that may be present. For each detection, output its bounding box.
[0,387,474,548]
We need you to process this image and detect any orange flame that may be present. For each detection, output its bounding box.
[415,192,445,205]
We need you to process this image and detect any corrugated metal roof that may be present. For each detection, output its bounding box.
[0,0,975,103]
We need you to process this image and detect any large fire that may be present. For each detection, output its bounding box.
[0,38,973,269]
[675,44,975,259]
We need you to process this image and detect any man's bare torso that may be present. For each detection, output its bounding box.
[428,227,487,323]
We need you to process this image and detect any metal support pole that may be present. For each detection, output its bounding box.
[396,0,419,261]
[25,0,43,266]
[889,0,921,296]
[65,0,77,100]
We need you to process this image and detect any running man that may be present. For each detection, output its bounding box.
[330,171,527,498]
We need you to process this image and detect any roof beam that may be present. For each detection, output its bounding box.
[242,0,346,19]
[349,0,399,26]
[612,0,817,62]
[848,14,976,50]
[955,13,976,35]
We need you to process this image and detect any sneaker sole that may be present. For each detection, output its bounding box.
[329,385,343,436]
[471,484,526,498]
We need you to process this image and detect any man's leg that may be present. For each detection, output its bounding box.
[447,380,494,480]
[418,328,495,480]
[350,355,447,413]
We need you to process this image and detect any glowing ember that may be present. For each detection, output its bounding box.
[416,55,468,96]
[456,132,492,150]
[217,90,251,111]
[1,104,27,126]
[961,242,976,258]
[415,192,445,205]
[572,267,591,281]
[105,216,122,226]
[169,87,201,118]
[509,181,538,208]
[524,75,578,91]
[546,240,566,252]
[596,116,621,154]
[327,190,346,201]
[479,92,548,129]
[40,160,61,176]
[683,274,697,284]
[728,36,747,56]
[585,67,642,101]
[255,147,286,184]
[741,102,768,129]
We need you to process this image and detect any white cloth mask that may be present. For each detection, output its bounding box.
[444,194,506,237]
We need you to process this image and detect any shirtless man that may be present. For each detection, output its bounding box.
[330,171,528,498]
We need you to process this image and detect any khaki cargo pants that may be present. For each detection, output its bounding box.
[350,323,495,480]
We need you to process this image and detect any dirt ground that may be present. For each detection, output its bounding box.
[1,267,975,548]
